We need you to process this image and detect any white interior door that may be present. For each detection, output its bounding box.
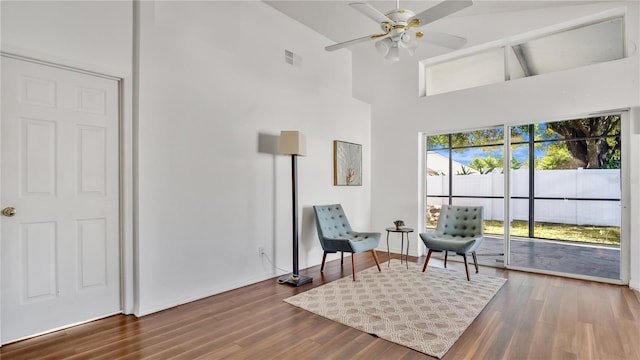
[1,56,121,344]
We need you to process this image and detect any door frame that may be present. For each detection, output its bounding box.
[0,51,135,344]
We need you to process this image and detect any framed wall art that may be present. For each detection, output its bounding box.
[333,140,362,186]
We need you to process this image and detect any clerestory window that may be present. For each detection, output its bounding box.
[422,16,624,96]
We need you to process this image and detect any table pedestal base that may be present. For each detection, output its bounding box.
[386,227,414,269]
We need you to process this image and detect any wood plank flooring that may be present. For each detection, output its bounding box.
[2,252,639,359]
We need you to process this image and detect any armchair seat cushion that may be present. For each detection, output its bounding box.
[420,230,481,254]
[319,231,380,252]
[347,232,380,253]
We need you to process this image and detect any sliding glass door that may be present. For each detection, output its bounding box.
[425,113,624,281]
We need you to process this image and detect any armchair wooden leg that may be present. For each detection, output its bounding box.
[341,251,344,265]
[371,250,381,272]
[444,251,448,268]
[463,254,471,281]
[321,252,328,272]
[422,249,433,272]
[472,251,479,273]
[351,255,356,281]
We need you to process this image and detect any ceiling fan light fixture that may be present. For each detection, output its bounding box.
[375,37,393,55]
[398,32,413,48]
[384,44,400,62]
[406,43,419,56]
[401,31,419,55]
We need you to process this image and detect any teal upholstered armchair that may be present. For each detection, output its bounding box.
[419,205,484,281]
[313,204,381,281]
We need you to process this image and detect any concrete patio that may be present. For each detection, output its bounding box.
[431,235,620,280]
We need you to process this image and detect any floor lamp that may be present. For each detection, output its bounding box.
[277,131,313,286]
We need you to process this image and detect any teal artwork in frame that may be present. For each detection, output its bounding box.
[333,140,362,186]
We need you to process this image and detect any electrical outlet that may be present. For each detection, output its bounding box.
[258,247,265,257]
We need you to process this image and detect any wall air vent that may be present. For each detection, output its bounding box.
[284,49,302,67]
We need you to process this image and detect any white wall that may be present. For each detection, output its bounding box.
[354,2,640,289]
[1,0,373,319]
[135,1,371,315]
[0,0,132,76]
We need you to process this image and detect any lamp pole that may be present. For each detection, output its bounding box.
[278,131,312,286]
[291,154,300,278]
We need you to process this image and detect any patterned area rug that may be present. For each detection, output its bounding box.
[284,260,506,358]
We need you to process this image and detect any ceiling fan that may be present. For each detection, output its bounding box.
[325,0,473,62]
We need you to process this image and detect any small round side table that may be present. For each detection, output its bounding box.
[385,227,414,269]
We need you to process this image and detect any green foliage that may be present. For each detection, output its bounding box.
[427,128,504,150]
[511,157,525,170]
[428,115,621,170]
[544,115,620,169]
[483,220,620,245]
[469,157,500,174]
[467,155,524,173]
[603,136,621,169]
[536,142,574,170]
[426,218,620,245]
[456,165,476,175]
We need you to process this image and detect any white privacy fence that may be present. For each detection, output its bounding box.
[427,169,621,226]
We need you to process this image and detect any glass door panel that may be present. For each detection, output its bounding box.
[425,127,505,268]
[508,115,621,280]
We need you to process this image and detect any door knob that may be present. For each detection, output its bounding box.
[2,207,16,217]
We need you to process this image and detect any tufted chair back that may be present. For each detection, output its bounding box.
[313,204,353,248]
[436,205,484,238]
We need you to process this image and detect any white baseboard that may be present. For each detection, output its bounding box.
[134,271,281,317]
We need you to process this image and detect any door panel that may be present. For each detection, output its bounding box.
[1,56,121,344]
[22,221,57,300]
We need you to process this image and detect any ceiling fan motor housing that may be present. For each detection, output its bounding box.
[381,9,415,41]
[384,9,415,26]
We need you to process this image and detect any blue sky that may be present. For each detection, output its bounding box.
[433,146,544,167]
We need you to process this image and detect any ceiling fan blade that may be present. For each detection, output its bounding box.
[325,33,390,52]
[410,0,473,28]
[420,31,467,49]
[349,2,393,24]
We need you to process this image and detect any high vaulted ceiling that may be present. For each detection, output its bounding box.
[265,1,618,58]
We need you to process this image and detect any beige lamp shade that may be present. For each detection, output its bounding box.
[279,131,307,156]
